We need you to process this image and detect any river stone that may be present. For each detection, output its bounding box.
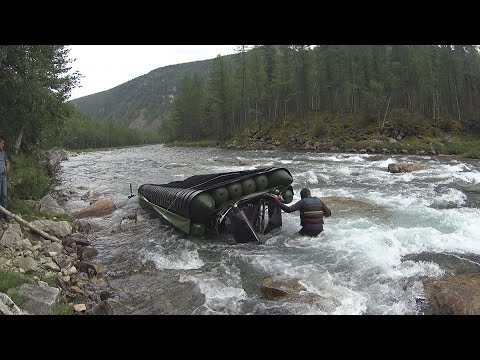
[38,195,66,216]
[423,274,480,315]
[74,198,117,218]
[28,220,72,238]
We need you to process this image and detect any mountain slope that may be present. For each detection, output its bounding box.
[70,57,220,129]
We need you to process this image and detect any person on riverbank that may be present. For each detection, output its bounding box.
[273,187,331,236]
[0,136,12,222]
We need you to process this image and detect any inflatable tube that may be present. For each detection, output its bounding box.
[241,178,256,195]
[227,182,243,200]
[268,169,293,187]
[283,189,294,204]
[190,193,216,222]
[210,187,229,206]
[254,175,269,191]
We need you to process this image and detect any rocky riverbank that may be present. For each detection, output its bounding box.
[226,132,439,156]
[0,149,131,315]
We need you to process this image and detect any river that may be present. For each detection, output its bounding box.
[56,144,480,314]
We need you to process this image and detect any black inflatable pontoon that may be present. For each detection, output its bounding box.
[138,167,294,243]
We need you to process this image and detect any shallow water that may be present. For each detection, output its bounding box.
[57,145,480,314]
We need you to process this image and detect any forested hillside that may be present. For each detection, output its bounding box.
[70,57,228,129]
[164,45,480,143]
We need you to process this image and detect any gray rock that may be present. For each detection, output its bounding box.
[28,220,72,238]
[38,195,66,216]
[81,246,98,260]
[53,254,73,269]
[45,242,63,254]
[85,299,134,315]
[64,233,90,247]
[0,223,23,248]
[43,261,61,271]
[9,282,60,315]
[0,292,27,315]
[15,256,39,272]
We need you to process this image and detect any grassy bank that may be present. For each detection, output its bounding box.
[6,152,72,221]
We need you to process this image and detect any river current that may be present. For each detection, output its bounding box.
[56,144,480,314]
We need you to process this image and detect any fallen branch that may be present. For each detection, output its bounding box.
[0,205,62,244]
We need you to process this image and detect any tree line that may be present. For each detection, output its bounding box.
[163,45,480,142]
[0,45,80,152]
[52,105,163,150]
[0,45,161,153]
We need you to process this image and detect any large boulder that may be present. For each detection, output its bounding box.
[320,196,387,217]
[387,163,426,173]
[7,281,60,315]
[28,220,72,238]
[0,223,23,248]
[261,277,306,299]
[423,274,480,315]
[74,198,117,219]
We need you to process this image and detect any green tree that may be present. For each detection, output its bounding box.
[0,45,81,152]
[207,55,231,141]
[170,73,207,141]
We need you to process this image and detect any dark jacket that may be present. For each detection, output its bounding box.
[277,196,331,235]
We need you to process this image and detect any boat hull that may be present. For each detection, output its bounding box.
[138,167,294,241]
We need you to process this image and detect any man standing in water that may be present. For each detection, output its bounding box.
[273,187,331,236]
[0,137,11,222]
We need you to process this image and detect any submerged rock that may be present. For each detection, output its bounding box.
[321,196,387,217]
[402,252,480,276]
[423,274,480,315]
[261,277,340,312]
[387,163,426,173]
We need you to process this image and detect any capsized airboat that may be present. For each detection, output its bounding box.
[138,167,294,243]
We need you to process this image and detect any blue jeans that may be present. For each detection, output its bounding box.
[0,174,7,217]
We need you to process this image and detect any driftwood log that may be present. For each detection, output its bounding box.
[0,204,62,243]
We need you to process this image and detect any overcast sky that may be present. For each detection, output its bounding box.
[67,45,237,100]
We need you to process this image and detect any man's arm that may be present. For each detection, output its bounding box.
[276,199,303,213]
[320,200,331,217]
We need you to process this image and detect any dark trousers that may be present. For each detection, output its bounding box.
[299,223,323,237]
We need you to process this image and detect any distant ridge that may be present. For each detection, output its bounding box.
[70,55,235,129]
